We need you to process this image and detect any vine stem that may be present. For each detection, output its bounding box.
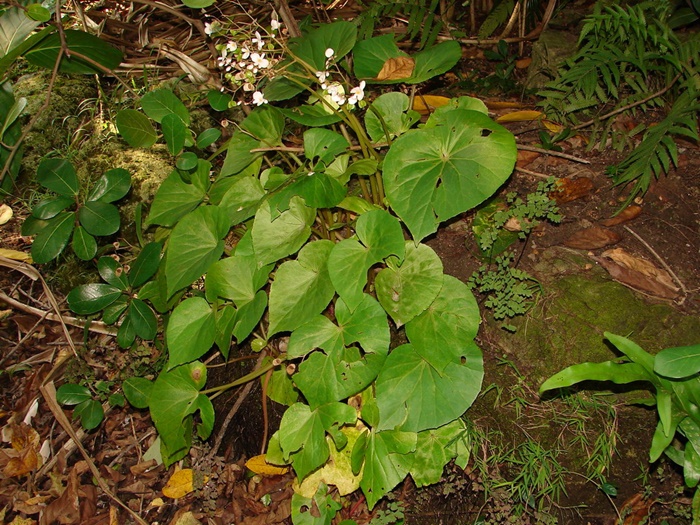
[202,359,276,397]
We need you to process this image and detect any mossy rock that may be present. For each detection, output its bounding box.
[487,247,700,386]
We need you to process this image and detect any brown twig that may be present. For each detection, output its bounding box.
[573,73,683,131]
[515,166,551,179]
[40,382,149,525]
[260,367,273,455]
[516,144,590,164]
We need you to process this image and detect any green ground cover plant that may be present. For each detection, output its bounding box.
[11,11,517,522]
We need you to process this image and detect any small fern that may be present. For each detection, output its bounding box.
[478,0,515,40]
[609,90,699,202]
[355,0,444,49]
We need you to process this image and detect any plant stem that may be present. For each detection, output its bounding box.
[203,359,276,399]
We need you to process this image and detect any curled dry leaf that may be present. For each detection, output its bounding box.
[515,57,532,69]
[40,467,81,525]
[600,205,642,227]
[620,492,653,525]
[375,56,415,81]
[551,177,595,204]
[516,149,540,168]
[503,217,523,232]
[597,247,679,299]
[564,226,621,250]
[496,110,544,123]
[412,95,450,116]
[0,204,12,225]
[162,468,209,499]
[245,454,290,477]
[0,422,42,478]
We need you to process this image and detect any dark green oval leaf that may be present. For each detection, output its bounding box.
[31,211,75,263]
[79,201,120,236]
[73,399,104,430]
[196,128,221,149]
[116,109,157,148]
[25,30,123,74]
[32,196,74,220]
[129,242,162,288]
[36,158,79,197]
[72,225,97,261]
[162,113,188,156]
[56,384,91,406]
[67,283,121,315]
[128,299,158,340]
[87,168,131,203]
[141,88,190,125]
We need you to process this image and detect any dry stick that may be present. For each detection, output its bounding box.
[573,73,683,131]
[515,166,551,179]
[260,368,273,455]
[0,291,117,336]
[207,353,267,460]
[516,144,590,164]
[40,382,149,525]
[274,0,301,38]
[623,225,688,297]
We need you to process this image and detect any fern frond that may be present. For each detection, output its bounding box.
[355,0,444,49]
[612,90,699,202]
[477,0,515,40]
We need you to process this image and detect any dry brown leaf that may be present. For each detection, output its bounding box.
[563,226,621,250]
[515,57,532,69]
[8,516,37,524]
[375,56,414,81]
[542,119,564,133]
[620,493,653,524]
[168,510,203,525]
[552,177,595,204]
[599,248,679,298]
[40,467,81,525]
[600,205,642,227]
[1,423,42,477]
[516,150,540,168]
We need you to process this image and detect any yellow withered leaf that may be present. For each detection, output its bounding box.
[0,249,32,263]
[0,204,12,225]
[542,119,564,133]
[375,56,415,81]
[412,95,451,115]
[162,468,208,499]
[496,110,544,123]
[245,454,290,477]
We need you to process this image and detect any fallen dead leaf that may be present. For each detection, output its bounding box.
[552,177,595,203]
[40,467,81,525]
[516,150,540,168]
[162,468,208,499]
[245,455,290,477]
[598,247,680,299]
[1,423,42,477]
[375,56,414,81]
[542,119,564,133]
[496,110,544,123]
[515,57,532,69]
[0,248,32,262]
[8,516,37,524]
[600,205,642,227]
[0,204,12,225]
[412,95,451,115]
[620,492,653,525]
[168,510,203,525]
[564,226,621,250]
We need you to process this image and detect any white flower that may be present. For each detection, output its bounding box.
[315,70,328,83]
[271,16,281,31]
[325,48,334,59]
[252,31,265,50]
[347,81,366,106]
[252,91,268,106]
[204,22,214,36]
[250,52,270,69]
[226,41,237,53]
[241,46,250,59]
[326,82,346,106]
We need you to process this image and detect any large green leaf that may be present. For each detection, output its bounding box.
[292,172,347,209]
[123,377,153,409]
[145,169,206,227]
[72,225,97,261]
[31,211,75,263]
[409,40,462,84]
[0,6,40,58]
[25,30,123,74]
[655,344,700,379]
[232,291,268,343]
[241,105,284,146]
[328,209,405,311]
[216,174,266,226]
[164,205,229,297]
[166,297,216,369]
[78,201,120,236]
[268,240,335,335]
[252,197,315,267]
[87,168,131,203]
[409,420,468,487]
[220,131,262,177]
[278,402,356,480]
[116,109,158,149]
[206,232,273,305]
[294,345,386,408]
[294,21,357,72]
[149,362,212,464]
[303,129,349,166]
[67,283,122,315]
[32,196,74,220]
[141,88,190,125]
[128,299,158,340]
[364,92,420,143]
[36,158,79,197]
[291,483,341,525]
[376,343,483,432]
[129,242,162,288]
[383,108,516,241]
[405,275,480,372]
[161,113,188,156]
[375,242,443,327]
[360,429,416,509]
[353,34,409,81]
[280,106,343,127]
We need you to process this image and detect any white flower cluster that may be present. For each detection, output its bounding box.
[314,49,366,109]
[207,14,284,106]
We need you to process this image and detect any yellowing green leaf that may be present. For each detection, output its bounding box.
[245,455,290,476]
[162,468,208,499]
